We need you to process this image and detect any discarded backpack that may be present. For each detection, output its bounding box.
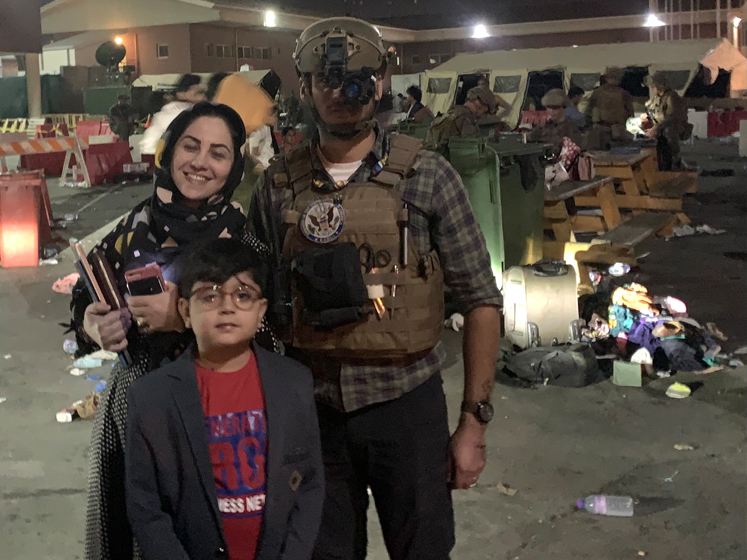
[505,343,601,387]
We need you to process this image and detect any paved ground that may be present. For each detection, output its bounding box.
[0,140,745,559]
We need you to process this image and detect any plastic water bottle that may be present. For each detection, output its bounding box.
[577,495,634,517]
[63,339,78,355]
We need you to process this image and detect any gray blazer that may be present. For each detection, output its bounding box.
[125,344,324,560]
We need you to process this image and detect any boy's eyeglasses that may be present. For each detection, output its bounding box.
[190,284,262,311]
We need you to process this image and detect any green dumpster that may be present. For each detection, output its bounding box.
[396,120,431,140]
[447,135,546,284]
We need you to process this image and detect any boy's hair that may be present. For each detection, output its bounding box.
[406,85,422,103]
[568,86,585,99]
[178,238,268,299]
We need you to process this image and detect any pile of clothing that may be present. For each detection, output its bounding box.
[582,283,719,373]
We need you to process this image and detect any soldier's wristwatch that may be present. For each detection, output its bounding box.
[461,401,494,424]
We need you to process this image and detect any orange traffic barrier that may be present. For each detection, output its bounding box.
[0,171,55,268]
[0,137,92,187]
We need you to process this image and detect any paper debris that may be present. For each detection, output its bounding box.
[52,273,80,295]
[69,368,86,377]
[0,397,6,404]
[497,483,518,497]
[674,444,695,451]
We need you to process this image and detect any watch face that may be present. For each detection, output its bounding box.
[477,402,494,423]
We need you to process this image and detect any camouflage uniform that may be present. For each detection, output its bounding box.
[425,105,480,148]
[647,88,688,171]
[528,118,582,156]
[584,84,634,150]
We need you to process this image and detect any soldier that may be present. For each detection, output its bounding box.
[528,89,582,156]
[108,94,135,142]
[248,17,502,560]
[644,72,690,171]
[426,85,497,148]
[584,67,634,150]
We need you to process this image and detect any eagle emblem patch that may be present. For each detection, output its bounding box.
[300,199,345,243]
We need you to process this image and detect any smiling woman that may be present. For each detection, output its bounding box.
[69,102,279,560]
[170,117,236,207]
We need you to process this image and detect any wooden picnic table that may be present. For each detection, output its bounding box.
[544,176,621,243]
[587,149,696,212]
[588,149,658,197]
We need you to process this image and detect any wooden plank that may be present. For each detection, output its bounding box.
[552,221,574,243]
[545,177,611,201]
[614,195,682,211]
[543,200,570,220]
[597,212,676,247]
[571,215,606,232]
[575,245,637,266]
[593,165,636,180]
[596,181,623,228]
[589,151,649,166]
[649,171,698,198]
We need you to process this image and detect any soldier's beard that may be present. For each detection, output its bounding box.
[312,100,379,141]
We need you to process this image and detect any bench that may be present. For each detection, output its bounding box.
[597,212,676,247]
[544,176,622,244]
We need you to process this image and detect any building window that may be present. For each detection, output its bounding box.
[206,44,214,57]
[256,47,271,60]
[411,55,421,65]
[237,46,253,59]
[216,44,234,58]
[428,54,450,66]
[157,44,169,59]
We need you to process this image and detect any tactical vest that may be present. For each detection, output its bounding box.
[275,135,444,359]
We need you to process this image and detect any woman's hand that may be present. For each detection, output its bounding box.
[83,302,132,352]
[127,281,185,334]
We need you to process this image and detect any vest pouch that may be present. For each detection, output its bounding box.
[294,242,369,326]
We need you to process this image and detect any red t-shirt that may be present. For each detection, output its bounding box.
[196,353,267,560]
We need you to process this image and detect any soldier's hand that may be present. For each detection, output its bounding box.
[449,414,488,490]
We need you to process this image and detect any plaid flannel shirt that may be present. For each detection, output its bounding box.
[248,128,501,412]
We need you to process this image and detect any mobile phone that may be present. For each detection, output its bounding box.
[125,264,164,296]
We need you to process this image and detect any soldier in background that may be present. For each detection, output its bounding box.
[108,94,135,141]
[426,85,496,148]
[644,71,690,170]
[584,67,634,150]
[528,89,582,156]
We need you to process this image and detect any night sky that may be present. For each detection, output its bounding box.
[237,0,653,30]
[41,0,654,30]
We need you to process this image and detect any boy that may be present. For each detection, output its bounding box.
[125,238,323,560]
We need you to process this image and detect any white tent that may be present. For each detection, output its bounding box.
[391,73,421,97]
[132,70,273,91]
[429,38,747,128]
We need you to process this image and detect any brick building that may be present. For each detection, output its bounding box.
[34,0,746,94]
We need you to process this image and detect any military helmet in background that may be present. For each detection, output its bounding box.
[466,86,497,115]
[603,67,625,85]
[541,88,570,108]
[646,71,670,90]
